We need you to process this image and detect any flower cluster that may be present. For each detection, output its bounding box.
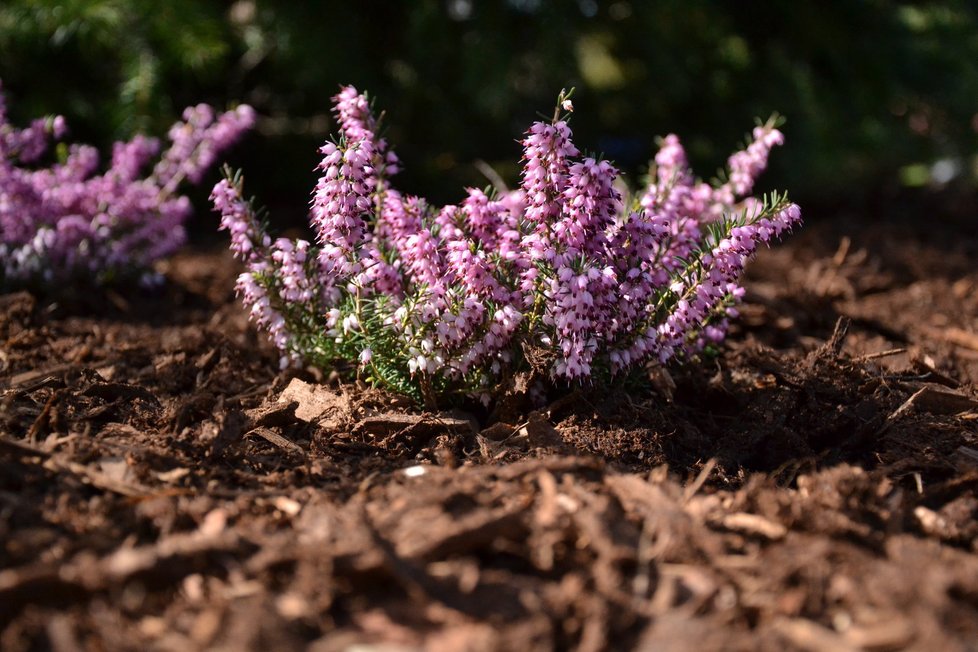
[214,87,801,404]
[0,80,254,288]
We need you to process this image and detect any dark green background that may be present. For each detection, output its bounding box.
[2,0,976,228]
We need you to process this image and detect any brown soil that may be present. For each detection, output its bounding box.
[2,196,978,651]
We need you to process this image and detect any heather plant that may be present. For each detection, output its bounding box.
[0,80,254,288]
[214,86,801,406]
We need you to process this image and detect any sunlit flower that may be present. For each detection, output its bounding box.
[213,85,800,399]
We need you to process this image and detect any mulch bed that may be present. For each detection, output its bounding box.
[2,196,978,651]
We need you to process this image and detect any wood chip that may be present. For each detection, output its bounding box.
[2,435,150,497]
[719,512,788,541]
[43,458,152,498]
[771,617,859,652]
[843,619,916,650]
[956,446,978,468]
[354,413,474,438]
[910,355,959,388]
[914,506,947,536]
[154,467,191,483]
[878,385,978,434]
[273,496,302,517]
[911,386,978,413]
[855,348,906,363]
[247,427,305,456]
[4,364,75,389]
[682,459,716,504]
[245,401,298,428]
[944,327,978,352]
[277,378,349,425]
[0,433,51,459]
[517,412,563,447]
[479,422,516,441]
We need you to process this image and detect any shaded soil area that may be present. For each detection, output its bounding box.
[2,195,978,651]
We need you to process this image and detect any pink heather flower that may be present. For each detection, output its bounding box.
[520,121,580,236]
[214,86,801,401]
[714,122,785,207]
[111,135,162,182]
[155,103,255,192]
[310,138,378,286]
[332,85,399,178]
[359,348,373,365]
[212,177,271,262]
[554,157,620,257]
[460,187,518,251]
[1,81,253,288]
[271,238,316,304]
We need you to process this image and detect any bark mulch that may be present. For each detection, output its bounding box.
[2,196,978,651]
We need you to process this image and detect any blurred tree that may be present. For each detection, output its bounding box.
[0,0,234,136]
[2,0,976,226]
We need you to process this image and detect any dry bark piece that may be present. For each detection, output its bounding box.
[910,354,959,388]
[956,446,978,468]
[943,327,978,352]
[842,619,916,650]
[909,386,978,414]
[517,412,564,447]
[354,413,474,438]
[0,433,51,459]
[277,378,349,428]
[717,512,788,541]
[81,381,158,404]
[771,617,859,652]
[880,386,978,435]
[244,400,297,428]
[479,422,516,441]
[0,510,240,624]
[5,364,78,389]
[2,435,151,497]
[247,426,305,456]
[43,458,152,498]
[647,365,677,401]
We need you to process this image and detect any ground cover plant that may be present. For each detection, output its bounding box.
[0,81,253,288]
[214,87,801,405]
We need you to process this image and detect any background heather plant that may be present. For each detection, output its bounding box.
[0,80,254,288]
[214,87,801,406]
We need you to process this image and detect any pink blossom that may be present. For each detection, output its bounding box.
[214,86,801,399]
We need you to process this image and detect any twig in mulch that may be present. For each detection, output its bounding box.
[357,505,480,618]
[226,382,274,403]
[771,617,859,652]
[3,364,76,389]
[878,385,978,435]
[0,432,52,459]
[716,513,787,541]
[854,348,907,363]
[910,355,960,388]
[956,447,978,468]
[25,390,60,444]
[0,433,151,498]
[0,509,241,626]
[826,316,850,355]
[682,459,717,504]
[354,413,475,438]
[43,458,152,498]
[942,327,978,352]
[246,427,305,457]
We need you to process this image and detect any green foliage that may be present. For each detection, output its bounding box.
[0,0,232,138]
[3,0,977,215]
